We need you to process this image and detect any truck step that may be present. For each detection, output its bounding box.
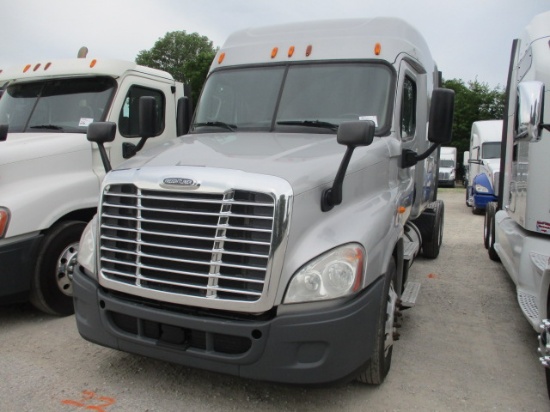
[517,290,539,323]
[400,281,421,309]
[403,241,420,261]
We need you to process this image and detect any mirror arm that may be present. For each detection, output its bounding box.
[321,146,355,212]
[401,143,439,168]
[97,143,112,172]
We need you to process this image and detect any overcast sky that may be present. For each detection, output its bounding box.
[1,0,549,88]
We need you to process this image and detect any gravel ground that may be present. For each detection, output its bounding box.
[1,188,548,411]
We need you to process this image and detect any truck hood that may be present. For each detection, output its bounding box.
[117,133,353,195]
[0,132,91,166]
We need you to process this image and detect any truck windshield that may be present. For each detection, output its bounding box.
[440,159,455,168]
[482,142,501,159]
[0,76,116,134]
[192,62,393,134]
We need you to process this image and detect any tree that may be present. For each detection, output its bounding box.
[136,31,217,104]
[442,79,505,177]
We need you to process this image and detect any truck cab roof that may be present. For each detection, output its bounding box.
[0,58,175,84]
[212,17,434,74]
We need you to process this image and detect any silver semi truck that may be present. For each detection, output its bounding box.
[73,17,454,385]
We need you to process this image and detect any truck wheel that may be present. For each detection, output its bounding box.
[357,258,398,385]
[485,202,500,261]
[483,203,491,249]
[29,221,86,316]
[422,200,444,259]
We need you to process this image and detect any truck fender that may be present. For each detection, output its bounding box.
[472,173,493,194]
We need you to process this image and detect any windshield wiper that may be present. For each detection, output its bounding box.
[29,124,64,131]
[194,121,236,132]
[277,120,338,131]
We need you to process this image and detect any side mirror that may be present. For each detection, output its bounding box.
[139,96,158,139]
[176,96,192,136]
[428,88,454,144]
[321,121,375,212]
[401,88,455,168]
[516,81,546,142]
[87,122,117,172]
[337,120,376,147]
[123,96,158,159]
[0,124,8,142]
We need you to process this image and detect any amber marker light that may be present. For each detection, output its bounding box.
[44,62,52,71]
[288,46,295,58]
[23,64,31,73]
[398,206,406,214]
[33,63,41,72]
[218,52,226,64]
[306,45,313,57]
[0,208,10,238]
[374,43,382,56]
[271,47,279,58]
[89,59,97,68]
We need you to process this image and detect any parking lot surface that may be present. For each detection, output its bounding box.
[1,188,548,411]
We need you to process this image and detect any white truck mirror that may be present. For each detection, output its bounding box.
[516,81,545,142]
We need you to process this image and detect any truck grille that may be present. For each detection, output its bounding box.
[98,184,275,302]
[439,172,450,181]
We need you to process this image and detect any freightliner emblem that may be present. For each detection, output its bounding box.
[162,177,200,189]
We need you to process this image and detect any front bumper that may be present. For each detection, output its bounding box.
[0,234,43,303]
[73,267,384,385]
[473,193,497,210]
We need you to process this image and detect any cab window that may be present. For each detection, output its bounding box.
[401,76,417,140]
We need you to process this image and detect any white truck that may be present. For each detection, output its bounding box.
[0,52,190,315]
[73,17,454,385]
[481,11,550,390]
[438,146,457,187]
[466,119,502,214]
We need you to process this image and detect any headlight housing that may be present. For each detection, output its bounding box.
[474,184,489,193]
[284,243,365,304]
[77,214,98,278]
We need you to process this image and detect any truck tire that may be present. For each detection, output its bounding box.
[485,202,500,261]
[357,258,397,385]
[29,221,86,316]
[483,202,497,249]
[472,205,483,215]
[422,200,444,259]
[466,188,472,207]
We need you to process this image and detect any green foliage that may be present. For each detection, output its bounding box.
[136,31,217,104]
[442,79,505,172]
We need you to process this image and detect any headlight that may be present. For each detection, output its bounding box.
[0,207,10,238]
[474,184,489,193]
[284,243,365,304]
[77,214,98,278]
